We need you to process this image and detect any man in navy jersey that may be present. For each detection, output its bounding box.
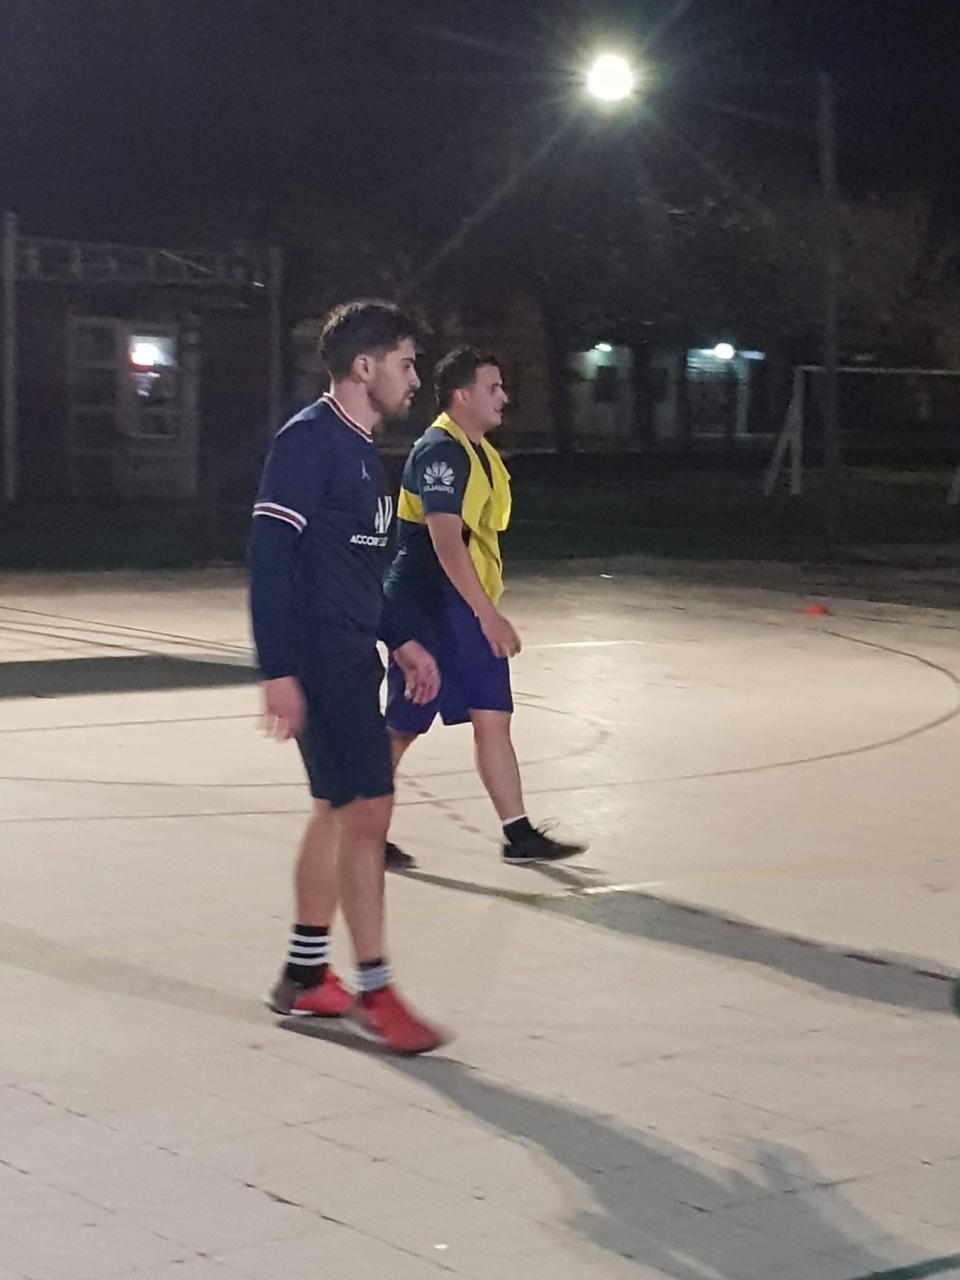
[382,346,586,870]
[248,299,445,1055]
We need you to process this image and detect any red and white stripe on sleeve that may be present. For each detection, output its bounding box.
[252,502,307,534]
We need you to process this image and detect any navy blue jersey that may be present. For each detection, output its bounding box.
[248,394,407,678]
[384,426,493,614]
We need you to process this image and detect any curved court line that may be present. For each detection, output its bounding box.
[394,628,960,805]
[391,699,610,782]
[0,693,605,753]
[0,629,955,800]
[0,701,610,787]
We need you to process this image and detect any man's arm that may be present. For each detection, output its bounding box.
[248,518,306,739]
[379,598,440,706]
[425,512,521,659]
[248,425,317,740]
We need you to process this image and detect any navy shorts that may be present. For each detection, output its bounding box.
[386,591,513,735]
[296,648,393,808]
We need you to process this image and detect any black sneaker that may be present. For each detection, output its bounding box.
[503,826,587,866]
[385,841,417,871]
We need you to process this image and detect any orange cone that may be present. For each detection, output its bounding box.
[803,602,830,616]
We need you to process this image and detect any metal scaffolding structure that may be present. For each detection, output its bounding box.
[1,212,282,503]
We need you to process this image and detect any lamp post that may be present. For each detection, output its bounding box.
[818,73,841,503]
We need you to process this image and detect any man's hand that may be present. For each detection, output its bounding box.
[478,608,521,660]
[261,676,306,740]
[393,640,440,705]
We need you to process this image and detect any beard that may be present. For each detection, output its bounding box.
[369,383,413,422]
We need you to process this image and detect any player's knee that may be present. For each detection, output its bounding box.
[310,799,336,822]
[471,710,513,742]
[339,793,393,842]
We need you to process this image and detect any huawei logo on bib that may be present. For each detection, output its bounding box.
[423,461,455,493]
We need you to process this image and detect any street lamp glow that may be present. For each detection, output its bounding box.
[587,54,636,104]
[130,341,162,368]
[713,343,736,362]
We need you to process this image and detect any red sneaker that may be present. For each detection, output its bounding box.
[351,986,447,1055]
[266,969,353,1017]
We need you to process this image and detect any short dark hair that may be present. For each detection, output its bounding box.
[319,299,424,379]
[435,346,500,411]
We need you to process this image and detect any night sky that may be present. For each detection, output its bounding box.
[3,0,958,249]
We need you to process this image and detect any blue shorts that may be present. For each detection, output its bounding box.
[386,591,513,735]
[296,648,393,807]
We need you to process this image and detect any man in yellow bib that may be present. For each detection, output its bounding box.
[383,346,586,869]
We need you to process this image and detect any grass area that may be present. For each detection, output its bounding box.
[0,504,231,571]
[0,463,957,571]
[504,462,960,564]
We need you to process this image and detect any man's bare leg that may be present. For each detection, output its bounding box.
[384,731,420,869]
[335,791,446,1052]
[294,800,339,925]
[471,708,586,865]
[389,730,418,772]
[470,709,524,820]
[335,794,393,962]
[266,800,349,1017]
[270,795,389,1010]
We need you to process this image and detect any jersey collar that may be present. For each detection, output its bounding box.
[322,393,374,442]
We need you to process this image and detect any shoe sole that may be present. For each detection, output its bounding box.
[346,1010,448,1056]
[264,995,347,1019]
[503,847,587,866]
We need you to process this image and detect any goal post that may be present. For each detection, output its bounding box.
[763,364,960,504]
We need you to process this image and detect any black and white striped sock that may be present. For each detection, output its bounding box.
[284,925,329,986]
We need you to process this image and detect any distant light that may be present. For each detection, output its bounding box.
[587,54,637,104]
[713,343,736,362]
[130,340,162,368]
[594,342,613,354]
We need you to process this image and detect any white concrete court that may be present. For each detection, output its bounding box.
[1,564,959,1280]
